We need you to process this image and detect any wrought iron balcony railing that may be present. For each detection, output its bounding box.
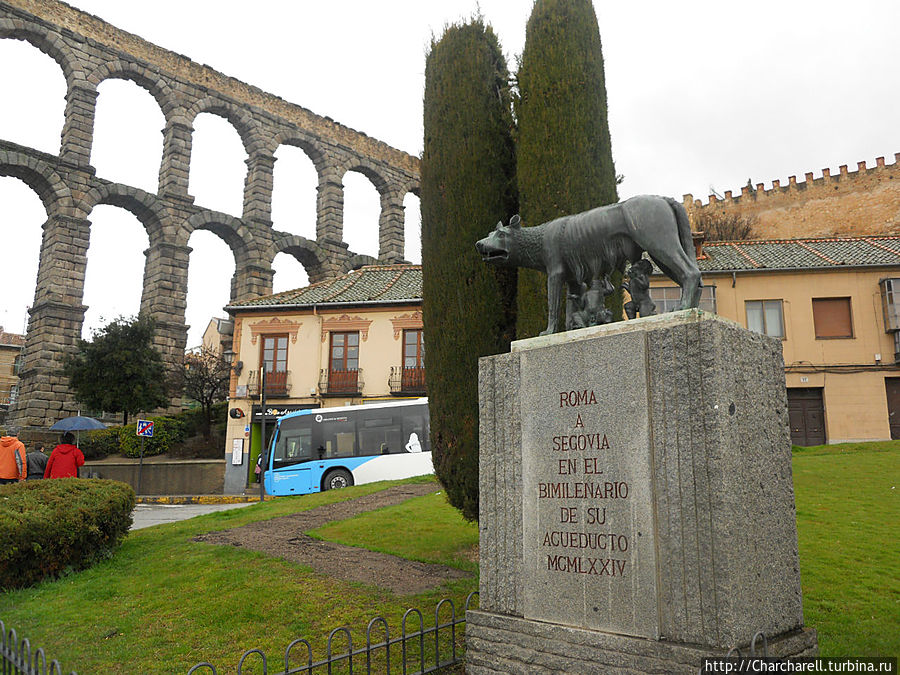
[247,369,291,398]
[389,366,426,395]
[319,368,363,396]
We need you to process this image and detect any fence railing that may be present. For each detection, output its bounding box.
[187,592,478,675]
[0,620,77,675]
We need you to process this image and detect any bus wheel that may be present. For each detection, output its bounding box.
[323,469,353,491]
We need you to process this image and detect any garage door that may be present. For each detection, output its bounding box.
[787,388,825,447]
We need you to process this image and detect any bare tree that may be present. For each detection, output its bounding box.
[180,347,231,437]
[694,210,757,242]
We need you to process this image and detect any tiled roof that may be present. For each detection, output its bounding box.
[0,328,24,347]
[694,236,900,273]
[230,236,900,311]
[228,264,422,309]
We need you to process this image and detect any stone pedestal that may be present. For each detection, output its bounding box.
[469,310,817,674]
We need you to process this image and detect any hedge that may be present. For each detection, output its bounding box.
[0,478,135,589]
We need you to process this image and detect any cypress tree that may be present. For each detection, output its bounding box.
[515,0,620,337]
[421,19,517,521]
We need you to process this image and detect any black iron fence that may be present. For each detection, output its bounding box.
[0,620,77,675]
[187,593,477,675]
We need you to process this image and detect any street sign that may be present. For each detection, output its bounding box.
[136,419,154,437]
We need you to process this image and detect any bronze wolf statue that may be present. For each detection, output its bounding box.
[475,195,702,335]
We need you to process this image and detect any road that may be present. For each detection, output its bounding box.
[130,502,256,530]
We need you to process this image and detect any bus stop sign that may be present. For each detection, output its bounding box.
[136,419,154,437]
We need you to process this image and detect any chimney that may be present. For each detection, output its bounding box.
[692,231,706,259]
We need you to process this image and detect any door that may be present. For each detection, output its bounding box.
[885,378,900,440]
[787,388,825,446]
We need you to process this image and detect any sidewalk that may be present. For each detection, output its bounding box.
[135,494,271,505]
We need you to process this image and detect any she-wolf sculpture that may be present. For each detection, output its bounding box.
[475,195,702,335]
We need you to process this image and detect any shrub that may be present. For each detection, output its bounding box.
[118,416,186,458]
[0,478,135,589]
[80,426,121,460]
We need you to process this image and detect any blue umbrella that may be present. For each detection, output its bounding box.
[50,416,106,432]
[50,415,107,448]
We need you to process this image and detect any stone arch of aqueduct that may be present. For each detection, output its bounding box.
[0,0,420,431]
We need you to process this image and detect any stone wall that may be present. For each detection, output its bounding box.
[684,153,900,240]
[0,0,420,433]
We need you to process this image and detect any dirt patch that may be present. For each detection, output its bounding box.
[194,483,470,595]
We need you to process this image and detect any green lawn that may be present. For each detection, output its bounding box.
[0,476,477,674]
[0,444,896,672]
[791,441,899,656]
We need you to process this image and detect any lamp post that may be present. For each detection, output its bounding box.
[259,367,266,502]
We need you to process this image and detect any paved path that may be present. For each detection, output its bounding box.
[131,502,256,530]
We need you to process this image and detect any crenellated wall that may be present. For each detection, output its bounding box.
[0,0,420,433]
[684,153,900,240]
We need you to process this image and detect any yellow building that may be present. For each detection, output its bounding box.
[0,327,25,412]
[649,235,900,445]
[222,265,424,492]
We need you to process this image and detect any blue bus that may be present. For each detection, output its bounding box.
[263,398,431,496]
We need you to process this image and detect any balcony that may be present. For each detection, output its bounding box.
[389,366,426,395]
[319,368,364,397]
[247,369,291,398]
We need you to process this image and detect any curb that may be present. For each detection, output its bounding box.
[135,495,270,505]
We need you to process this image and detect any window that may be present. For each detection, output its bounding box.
[812,297,853,339]
[261,334,288,373]
[327,331,360,394]
[330,331,359,371]
[403,329,425,369]
[879,278,900,331]
[260,334,289,396]
[745,300,785,338]
[648,285,717,314]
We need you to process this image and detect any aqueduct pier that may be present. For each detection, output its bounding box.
[0,0,420,431]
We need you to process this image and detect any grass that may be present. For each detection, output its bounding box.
[791,441,899,657]
[0,476,477,674]
[0,444,897,671]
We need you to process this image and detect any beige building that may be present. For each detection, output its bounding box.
[649,235,900,445]
[221,265,424,492]
[0,327,25,411]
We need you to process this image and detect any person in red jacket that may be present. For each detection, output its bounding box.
[44,432,85,479]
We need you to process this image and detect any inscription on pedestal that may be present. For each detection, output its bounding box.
[520,331,659,638]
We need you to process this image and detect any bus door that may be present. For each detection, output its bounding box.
[265,418,315,495]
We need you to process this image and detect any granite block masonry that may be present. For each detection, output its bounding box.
[469,310,817,674]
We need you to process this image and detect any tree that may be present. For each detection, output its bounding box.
[421,18,518,521]
[63,315,168,424]
[694,210,756,241]
[180,347,231,437]
[515,0,620,337]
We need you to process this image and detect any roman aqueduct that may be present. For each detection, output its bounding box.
[0,0,420,431]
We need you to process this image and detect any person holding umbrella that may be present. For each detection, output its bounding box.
[44,432,85,479]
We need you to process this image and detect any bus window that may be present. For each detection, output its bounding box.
[320,417,356,458]
[272,419,313,469]
[403,408,430,453]
[359,415,403,455]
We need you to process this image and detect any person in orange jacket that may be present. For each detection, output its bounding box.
[0,427,27,484]
[44,432,85,479]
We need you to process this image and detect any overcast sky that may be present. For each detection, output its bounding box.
[1,0,898,346]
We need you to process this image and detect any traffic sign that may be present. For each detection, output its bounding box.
[136,419,155,437]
